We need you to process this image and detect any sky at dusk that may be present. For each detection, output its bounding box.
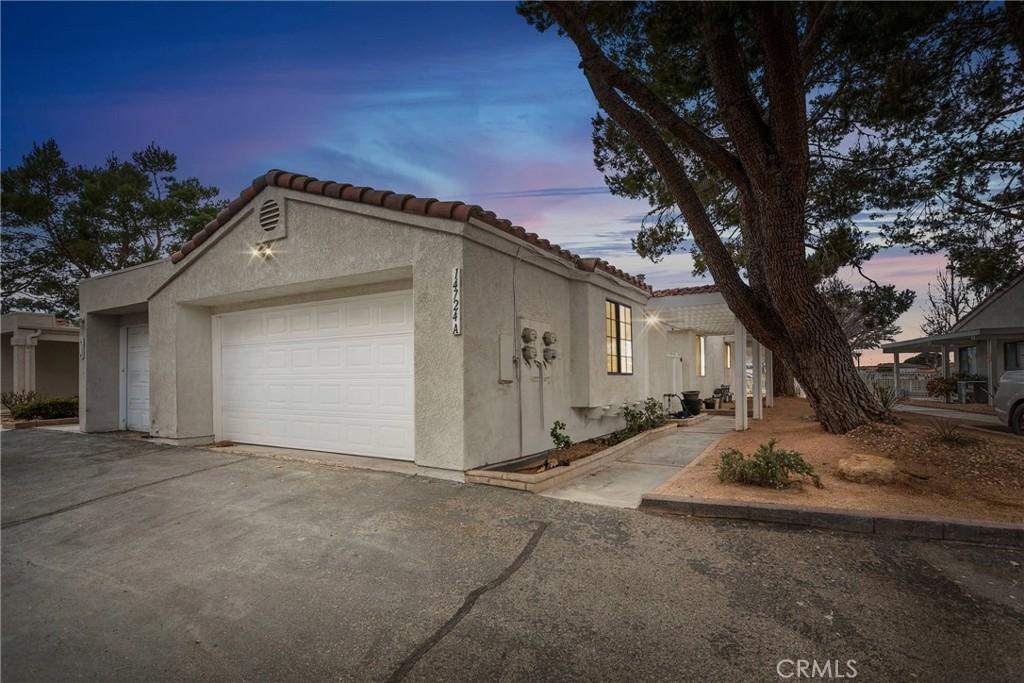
[1,1,947,363]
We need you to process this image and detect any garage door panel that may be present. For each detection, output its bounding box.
[218,292,414,460]
[125,326,150,432]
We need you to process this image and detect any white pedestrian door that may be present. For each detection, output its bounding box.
[124,326,150,432]
[216,292,415,460]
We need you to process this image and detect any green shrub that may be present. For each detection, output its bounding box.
[642,397,668,430]
[929,418,976,447]
[717,439,822,489]
[1,390,38,413]
[549,420,573,450]
[621,403,646,436]
[10,396,79,421]
[615,397,670,443]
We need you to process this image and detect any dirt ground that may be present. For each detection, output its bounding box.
[656,397,1024,523]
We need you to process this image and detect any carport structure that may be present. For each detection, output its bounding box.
[646,287,773,431]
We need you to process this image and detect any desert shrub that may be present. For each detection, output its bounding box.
[10,396,78,421]
[871,383,905,423]
[1,390,38,413]
[549,420,573,450]
[926,372,988,402]
[717,439,822,489]
[929,418,976,447]
[926,377,958,401]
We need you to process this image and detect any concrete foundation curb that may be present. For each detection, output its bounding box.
[639,494,1024,547]
[12,417,79,429]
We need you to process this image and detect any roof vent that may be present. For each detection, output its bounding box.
[259,199,281,231]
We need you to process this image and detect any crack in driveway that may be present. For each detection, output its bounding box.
[385,521,549,682]
[1,457,250,530]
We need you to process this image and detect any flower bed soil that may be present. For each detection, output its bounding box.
[507,437,617,474]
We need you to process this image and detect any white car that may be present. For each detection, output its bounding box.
[994,370,1024,436]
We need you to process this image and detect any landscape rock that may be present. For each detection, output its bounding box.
[836,453,899,485]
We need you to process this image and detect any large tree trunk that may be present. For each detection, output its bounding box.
[768,325,881,433]
[773,354,795,396]
[745,199,882,433]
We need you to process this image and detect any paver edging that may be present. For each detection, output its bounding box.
[639,494,1024,547]
[467,419,705,493]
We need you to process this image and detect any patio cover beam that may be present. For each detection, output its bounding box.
[733,319,748,431]
[752,340,763,420]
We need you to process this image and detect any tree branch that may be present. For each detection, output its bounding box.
[544,1,788,346]
[700,3,774,189]
[799,2,835,80]
[755,3,809,179]
[542,1,752,197]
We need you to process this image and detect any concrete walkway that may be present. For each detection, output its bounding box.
[541,416,734,509]
[895,403,1003,427]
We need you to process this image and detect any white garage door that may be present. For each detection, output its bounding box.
[216,292,415,460]
[123,326,150,432]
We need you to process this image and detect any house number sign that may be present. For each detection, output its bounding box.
[451,267,462,336]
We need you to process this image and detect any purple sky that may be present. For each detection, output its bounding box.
[2,1,942,361]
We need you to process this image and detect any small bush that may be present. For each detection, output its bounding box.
[621,403,646,436]
[929,418,976,447]
[642,396,668,430]
[717,439,822,489]
[1,390,38,413]
[550,420,573,450]
[871,383,905,423]
[10,396,79,421]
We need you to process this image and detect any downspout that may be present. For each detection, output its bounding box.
[512,247,524,458]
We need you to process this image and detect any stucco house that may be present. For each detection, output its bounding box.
[882,273,1024,404]
[79,170,772,478]
[1,312,80,398]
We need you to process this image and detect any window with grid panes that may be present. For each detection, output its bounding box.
[605,300,633,374]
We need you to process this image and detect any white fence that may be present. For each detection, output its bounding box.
[858,372,931,398]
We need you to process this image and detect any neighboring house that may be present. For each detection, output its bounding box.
[862,363,937,377]
[882,274,1024,403]
[1,313,80,397]
[78,170,771,477]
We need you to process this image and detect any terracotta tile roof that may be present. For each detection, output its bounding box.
[171,169,652,293]
[652,284,719,297]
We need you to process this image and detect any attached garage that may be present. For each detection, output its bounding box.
[79,168,657,476]
[213,292,415,460]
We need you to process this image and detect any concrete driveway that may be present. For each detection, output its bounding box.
[2,430,1023,682]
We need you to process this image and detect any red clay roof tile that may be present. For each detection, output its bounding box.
[427,201,462,219]
[382,193,413,211]
[652,285,718,297]
[169,169,651,292]
[402,196,436,215]
[362,189,391,206]
[341,185,369,202]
